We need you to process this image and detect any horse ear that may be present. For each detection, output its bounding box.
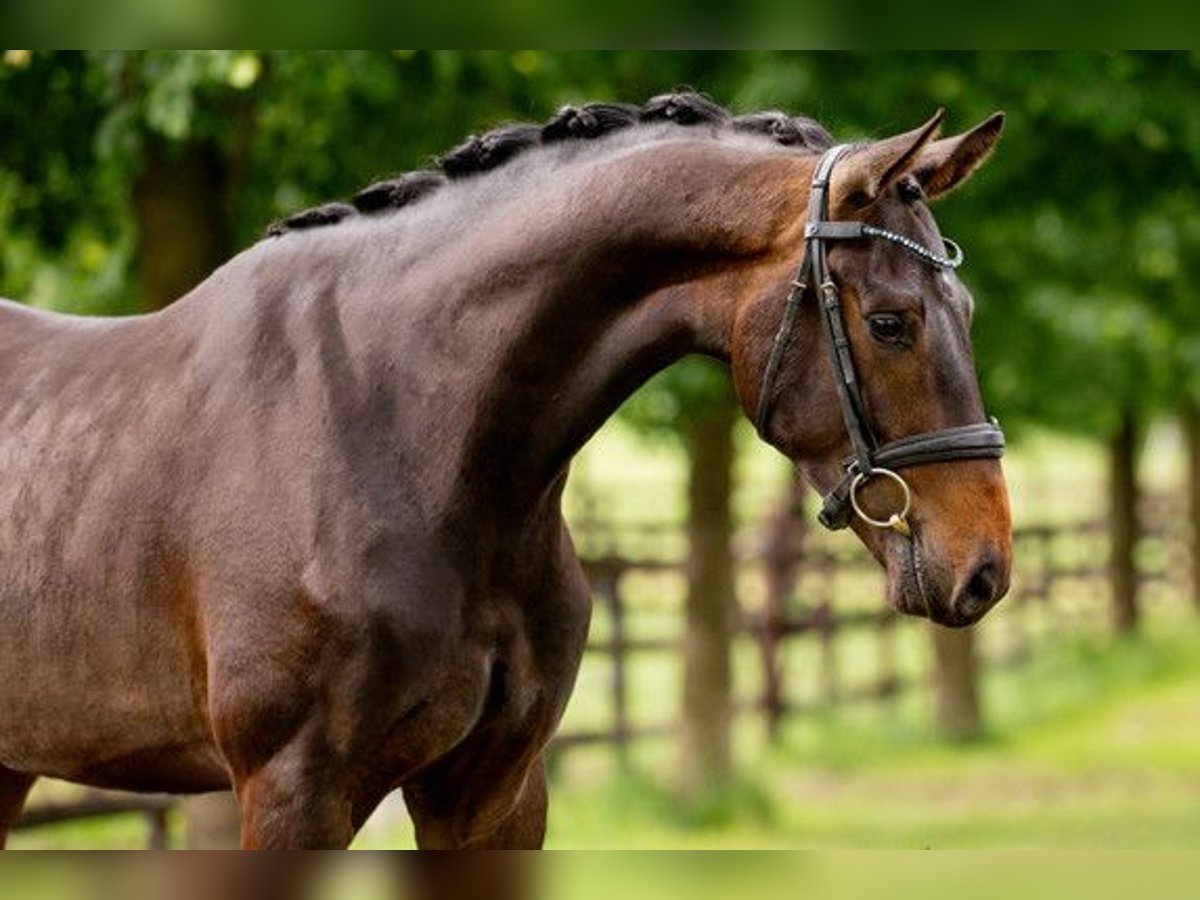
[831,110,944,210]
[911,112,1005,200]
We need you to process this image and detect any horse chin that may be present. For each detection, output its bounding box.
[885,545,929,619]
[884,532,968,627]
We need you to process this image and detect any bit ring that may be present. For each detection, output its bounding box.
[849,467,912,533]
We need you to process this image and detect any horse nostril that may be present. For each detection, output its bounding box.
[954,554,1008,621]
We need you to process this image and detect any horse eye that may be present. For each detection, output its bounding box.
[898,179,924,203]
[868,313,908,345]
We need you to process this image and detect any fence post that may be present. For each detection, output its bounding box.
[146,807,170,849]
[1184,399,1200,615]
[1109,408,1141,634]
[1021,527,1054,657]
[817,602,839,708]
[758,479,806,742]
[597,563,630,771]
[877,612,899,712]
[1037,527,1057,647]
[759,577,785,742]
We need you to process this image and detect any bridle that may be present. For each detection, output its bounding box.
[754,144,1005,537]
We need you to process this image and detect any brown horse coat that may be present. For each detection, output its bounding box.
[0,96,1010,847]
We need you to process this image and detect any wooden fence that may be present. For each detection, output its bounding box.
[551,501,1191,760]
[14,791,173,848]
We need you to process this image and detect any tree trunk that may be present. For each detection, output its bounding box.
[1109,408,1140,635]
[1184,400,1200,615]
[133,134,240,846]
[679,387,739,797]
[930,625,981,739]
[133,136,232,311]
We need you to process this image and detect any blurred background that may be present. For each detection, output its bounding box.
[2,51,1199,850]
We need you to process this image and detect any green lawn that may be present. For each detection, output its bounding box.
[538,626,1200,849]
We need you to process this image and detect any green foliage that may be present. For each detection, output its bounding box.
[725,51,1200,436]
[0,52,132,312]
[1,52,1196,436]
[618,358,736,441]
[960,52,1200,433]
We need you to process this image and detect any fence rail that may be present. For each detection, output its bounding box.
[551,508,1190,758]
[14,791,173,848]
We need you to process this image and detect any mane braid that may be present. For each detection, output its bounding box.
[354,171,447,213]
[732,111,834,150]
[641,91,729,125]
[542,102,640,142]
[264,91,834,239]
[266,201,357,237]
[441,124,543,178]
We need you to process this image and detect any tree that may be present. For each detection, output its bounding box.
[930,626,982,740]
[680,380,740,794]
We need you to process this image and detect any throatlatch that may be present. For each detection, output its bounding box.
[754,145,1005,536]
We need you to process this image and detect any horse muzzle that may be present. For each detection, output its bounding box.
[887,523,1010,627]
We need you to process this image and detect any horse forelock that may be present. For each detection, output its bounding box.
[264,92,835,240]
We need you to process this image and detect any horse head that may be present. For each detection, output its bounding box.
[734,111,1012,627]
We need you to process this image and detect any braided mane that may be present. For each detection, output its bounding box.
[265,91,834,238]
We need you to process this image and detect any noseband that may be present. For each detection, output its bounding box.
[754,144,1005,536]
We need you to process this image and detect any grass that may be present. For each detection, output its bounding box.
[8,813,162,851]
[535,625,1200,848]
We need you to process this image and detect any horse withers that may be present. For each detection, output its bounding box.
[0,93,1011,847]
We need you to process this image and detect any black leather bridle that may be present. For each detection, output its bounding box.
[754,144,1005,537]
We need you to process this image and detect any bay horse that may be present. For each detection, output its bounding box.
[0,93,1012,848]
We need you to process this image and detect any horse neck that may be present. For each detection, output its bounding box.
[356,140,813,519]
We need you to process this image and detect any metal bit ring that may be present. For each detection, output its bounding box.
[849,467,912,535]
